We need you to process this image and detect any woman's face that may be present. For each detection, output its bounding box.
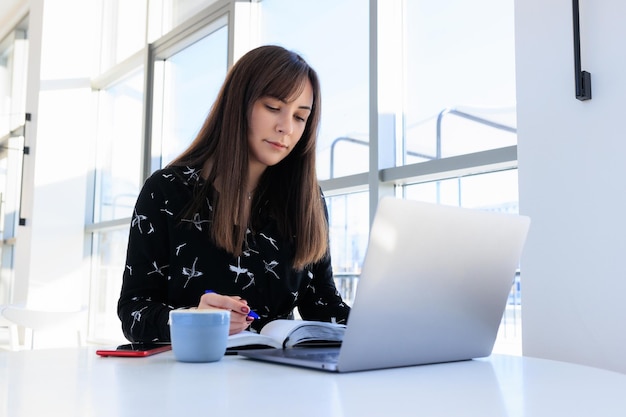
[247,79,313,170]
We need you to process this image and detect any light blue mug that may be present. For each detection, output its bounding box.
[169,309,230,363]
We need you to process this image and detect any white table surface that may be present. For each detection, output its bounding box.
[1,347,625,417]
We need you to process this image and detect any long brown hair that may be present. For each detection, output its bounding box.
[169,45,327,270]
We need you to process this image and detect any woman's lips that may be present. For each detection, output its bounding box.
[265,140,288,150]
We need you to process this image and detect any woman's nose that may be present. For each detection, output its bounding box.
[276,115,294,135]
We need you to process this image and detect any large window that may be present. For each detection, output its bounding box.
[98,0,148,69]
[258,0,370,180]
[87,0,520,352]
[147,0,221,42]
[90,70,144,341]
[93,70,145,223]
[257,0,371,302]
[401,0,517,164]
[88,2,229,342]
[151,24,228,170]
[89,229,132,341]
[405,169,519,211]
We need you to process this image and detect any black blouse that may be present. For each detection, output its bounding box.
[117,166,350,342]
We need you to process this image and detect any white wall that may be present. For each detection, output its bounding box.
[516,0,626,373]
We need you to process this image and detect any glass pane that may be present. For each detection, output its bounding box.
[0,136,23,240]
[152,25,228,169]
[326,191,369,305]
[0,243,14,305]
[258,0,369,180]
[88,229,129,343]
[404,169,519,213]
[100,0,148,70]
[148,0,219,41]
[0,151,18,305]
[94,70,145,222]
[0,35,12,135]
[402,0,517,164]
[0,27,28,134]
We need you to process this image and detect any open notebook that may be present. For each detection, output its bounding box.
[241,197,530,372]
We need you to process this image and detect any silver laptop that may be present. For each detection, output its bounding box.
[240,197,530,372]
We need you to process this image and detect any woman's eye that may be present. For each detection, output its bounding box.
[265,104,279,111]
[295,115,306,122]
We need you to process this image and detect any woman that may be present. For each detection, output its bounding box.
[118,45,350,342]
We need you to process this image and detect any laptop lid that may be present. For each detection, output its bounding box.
[241,197,530,372]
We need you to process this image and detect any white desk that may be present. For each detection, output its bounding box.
[1,348,625,417]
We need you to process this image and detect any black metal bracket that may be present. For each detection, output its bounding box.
[572,0,591,101]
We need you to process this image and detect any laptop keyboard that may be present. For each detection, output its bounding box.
[282,349,340,362]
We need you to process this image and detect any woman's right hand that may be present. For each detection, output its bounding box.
[198,291,255,335]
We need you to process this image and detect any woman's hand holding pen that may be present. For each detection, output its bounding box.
[199,290,258,335]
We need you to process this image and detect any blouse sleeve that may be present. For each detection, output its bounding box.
[297,253,351,325]
[117,174,175,342]
[297,193,351,324]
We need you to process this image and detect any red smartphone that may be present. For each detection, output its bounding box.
[96,342,171,357]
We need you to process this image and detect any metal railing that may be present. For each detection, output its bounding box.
[328,107,517,178]
[435,108,517,159]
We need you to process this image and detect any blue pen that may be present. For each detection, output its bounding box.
[205,290,260,319]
